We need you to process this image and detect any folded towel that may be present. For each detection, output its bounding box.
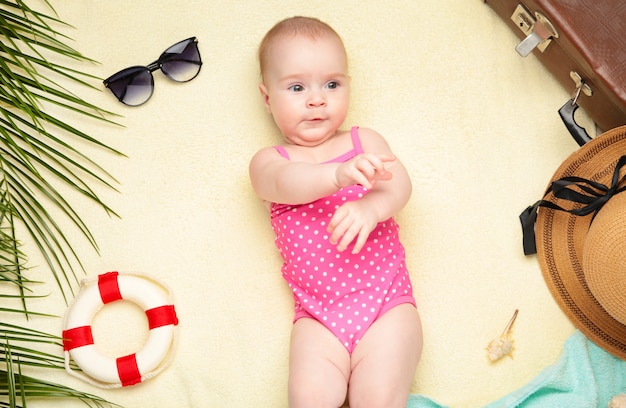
[407,330,626,408]
[407,394,450,408]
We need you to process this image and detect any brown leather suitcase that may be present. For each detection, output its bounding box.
[484,0,626,145]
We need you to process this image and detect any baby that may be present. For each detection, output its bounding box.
[249,16,423,408]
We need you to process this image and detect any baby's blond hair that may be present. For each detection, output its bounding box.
[258,16,346,81]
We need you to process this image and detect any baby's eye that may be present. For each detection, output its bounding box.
[326,81,339,89]
[288,84,304,92]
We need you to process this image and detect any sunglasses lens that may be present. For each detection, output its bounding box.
[104,67,154,106]
[160,38,202,82]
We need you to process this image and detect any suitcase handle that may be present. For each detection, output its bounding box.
[558,99,592,146]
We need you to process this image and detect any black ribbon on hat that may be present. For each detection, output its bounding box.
[520,155,626,255]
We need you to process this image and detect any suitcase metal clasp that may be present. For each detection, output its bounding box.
[511,4,558,57]
[568,71,593,101]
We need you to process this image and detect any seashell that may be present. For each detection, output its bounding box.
[487,309,518,362]
[609,393,626,408]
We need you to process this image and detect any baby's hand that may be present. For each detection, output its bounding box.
[335,153,395,189]
[327,201,378,254]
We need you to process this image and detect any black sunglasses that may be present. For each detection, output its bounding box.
[103,37,202,106]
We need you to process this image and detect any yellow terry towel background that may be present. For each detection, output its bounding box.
[15,1,601,407]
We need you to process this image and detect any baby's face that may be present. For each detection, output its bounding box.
[259,34,350,147]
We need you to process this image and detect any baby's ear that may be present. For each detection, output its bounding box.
[259,83,271,113]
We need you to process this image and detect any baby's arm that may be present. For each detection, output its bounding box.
[352,129,412,222]
[249,146,394,205]
[327,128,412,253]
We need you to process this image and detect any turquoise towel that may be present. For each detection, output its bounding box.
[407,330,626,408]
[407,394,450,408]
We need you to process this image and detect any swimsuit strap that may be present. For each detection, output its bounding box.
[328,126,363,163]
[350,126,364,154]
[273,145,290,159]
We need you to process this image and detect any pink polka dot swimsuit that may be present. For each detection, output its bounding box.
[270,126,416,353]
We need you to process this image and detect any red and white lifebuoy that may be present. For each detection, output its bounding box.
[62,271,179,388]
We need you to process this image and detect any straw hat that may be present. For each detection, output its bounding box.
[520,125,626,360]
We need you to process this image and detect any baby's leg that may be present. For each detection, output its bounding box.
[288,318,351,408]
[348,304,423,408]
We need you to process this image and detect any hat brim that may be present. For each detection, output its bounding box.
[536,125,626,360]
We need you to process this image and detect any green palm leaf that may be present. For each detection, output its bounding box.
[1,0,125,406]
[0,0,123,299]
